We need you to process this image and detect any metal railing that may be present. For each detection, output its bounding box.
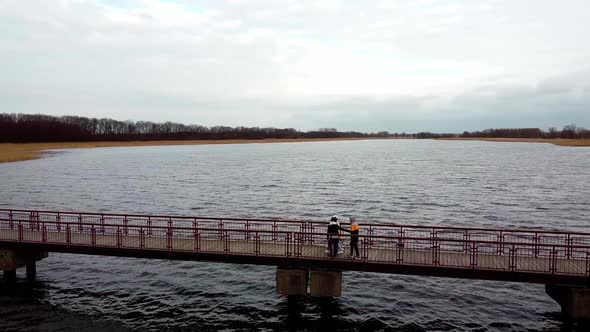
[1,208,589,278]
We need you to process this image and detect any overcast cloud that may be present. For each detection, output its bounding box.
[1,0,589,132]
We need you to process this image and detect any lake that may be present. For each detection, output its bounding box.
[1,140,589,331]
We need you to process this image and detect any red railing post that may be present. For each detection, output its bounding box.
[57,213,61,232]
[470,242,478,269]
[301,223,306,245]
[299,222,307,244]
[430,228,438,266]
[192,219,197,240]
[396,228,404,263]
[194,227,200,252]
[272,222,277,243]
[255,231,260,256]
[139,227,145,249]
[78,213,83,232]
[463,229,469,253]
[509,245,516,271]
[167,225,172,251]
[299,224,305,245]
[294,232,301,258]
[533,232,539,258]
[124,216,129,236]
[66,225,71,245]
[566,234,572,259]
[91,225,96,246]
[29,211,34,231]
[497,231,504,255]
[550,246,558,274]
[42,224,47,243]
[362,236,369,262]
[116,226,121,248]
[8,210,14,230]
[432,238,439,267]
[224,230,229,254]
[100,214,105,234]
[18,222,23,242]
[285,232,291,257]
[245,220,250,241]
[147,217,152,237]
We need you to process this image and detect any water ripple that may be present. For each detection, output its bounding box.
[1,140,589,331]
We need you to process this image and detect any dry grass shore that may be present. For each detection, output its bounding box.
[437,137,590,147]
[0,137,389,163]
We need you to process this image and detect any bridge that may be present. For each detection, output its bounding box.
[1,208,589,321]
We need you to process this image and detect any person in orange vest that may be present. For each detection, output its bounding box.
[340,216,360,258]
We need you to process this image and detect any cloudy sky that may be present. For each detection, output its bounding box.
[1,0,589,132]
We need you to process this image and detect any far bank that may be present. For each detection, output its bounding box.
[437,137,590,147]
[2,137,588,164]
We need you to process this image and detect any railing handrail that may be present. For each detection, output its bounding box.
[2,219,590,250]
[1,208,589,236]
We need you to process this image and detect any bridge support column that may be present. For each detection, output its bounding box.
[26,262,36,280]
[276,267,308,296]
[309,270,342,297]
[0,250,47,281]
[546,284,590,321]
[3,269,16,282]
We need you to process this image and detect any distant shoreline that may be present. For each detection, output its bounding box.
[0,137,398,163]
[2,137,588,164]
[437,137,590,147]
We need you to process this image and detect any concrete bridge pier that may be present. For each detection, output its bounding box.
[26,262,37,279]
[546,284,590,322]
[309,269,342,297]
[0,250,47,281]
[276,267,342,297]
[276,268,308,296]
[3,269,17,282]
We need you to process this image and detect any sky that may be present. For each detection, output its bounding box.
[1,0,589,132]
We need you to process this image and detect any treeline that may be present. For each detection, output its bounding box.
[415,132,457,139]
[460,125,590,139]
[415,125,590,139]
[0,113,389,143]
[2,113,587,143]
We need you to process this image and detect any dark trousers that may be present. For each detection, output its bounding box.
[329,238,339,257]
[350,239,359,257]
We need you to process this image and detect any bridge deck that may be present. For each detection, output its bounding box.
[1,209,589,285]
[2,229,585,275]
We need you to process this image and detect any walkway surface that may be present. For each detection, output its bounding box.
[1,209,589,285]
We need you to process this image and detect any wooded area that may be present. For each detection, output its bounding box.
[417,125,590,139]
[1,113,587,143]
[460,125,590,139]
[0,113,387,143]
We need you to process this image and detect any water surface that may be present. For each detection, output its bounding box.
[1,140,589,331]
